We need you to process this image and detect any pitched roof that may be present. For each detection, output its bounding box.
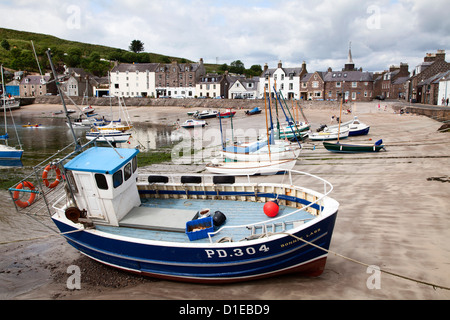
[111,63,160,73]
[20,75,51,85]
[323,70,373,82]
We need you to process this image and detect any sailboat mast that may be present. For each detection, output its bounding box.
[46,49,80,150]
[337,90,344,143]
[264,87,271,160]
[1,65,7,146]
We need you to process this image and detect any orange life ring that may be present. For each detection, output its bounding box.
[13,181,37,208]
[42,164,62,188]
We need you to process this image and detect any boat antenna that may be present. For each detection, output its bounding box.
[46,49,80,151]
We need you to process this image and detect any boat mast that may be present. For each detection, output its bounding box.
[264,86,271,160]
[1,65,7,146]
[337,87,344,143]
[46,49,80,151]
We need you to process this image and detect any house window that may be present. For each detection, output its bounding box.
[336,82,341,88]
[312,81,319,88]
[281,74,284,80]
[289,83,293,90]
[352,92,356,100]
[352,82,357,88]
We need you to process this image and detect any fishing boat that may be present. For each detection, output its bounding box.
[323,139,385,153]
[219,109,236,118]
[194,109,218,119]
[7,50,339,284]
[308,127,350,141]
[181,119,206,128]
[86,129,132,143]
[245,107,262,115]
[1,66,23,160]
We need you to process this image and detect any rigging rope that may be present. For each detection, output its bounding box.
[272,232,450,291]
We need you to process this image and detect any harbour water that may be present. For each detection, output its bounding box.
[1,113,177,169]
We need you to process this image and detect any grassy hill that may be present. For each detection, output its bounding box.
[0,28,218,76]
[0,28,255,79]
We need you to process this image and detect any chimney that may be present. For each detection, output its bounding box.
[264,63,268,72]
[278,60,282,69]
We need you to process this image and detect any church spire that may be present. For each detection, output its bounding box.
[348,41,353,63]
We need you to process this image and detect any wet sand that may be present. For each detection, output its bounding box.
[1,101,449,300]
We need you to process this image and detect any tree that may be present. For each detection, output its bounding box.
[129,40,144,53]
[1,40,10,51]
[230,60,245,74]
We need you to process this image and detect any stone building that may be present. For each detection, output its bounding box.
[407,50,450,104]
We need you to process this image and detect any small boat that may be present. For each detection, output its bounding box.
[0,96,20,111]
[245,107,262,115]
[181,119,206,129]
[308,127,350,141]
[205,158,297,176]
[327,116,370,136]
[0,143,23,160]
[222,140,301,162]
[219,109,236,118]
[277,122,311,140]
[82,105,95,115]
[194,109,218,119]
[187,110,199,116]
[86,129,132,143]
[22,124,42,128]
[323,139,386,153]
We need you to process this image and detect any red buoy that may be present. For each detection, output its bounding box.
[264,200,279,218]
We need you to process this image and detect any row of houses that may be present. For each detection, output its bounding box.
[2,49,449,105]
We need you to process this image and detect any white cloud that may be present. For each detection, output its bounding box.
[1,0,448,72]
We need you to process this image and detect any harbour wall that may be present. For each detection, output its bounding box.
[33,96,450,121]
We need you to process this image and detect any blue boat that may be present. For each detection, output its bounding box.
[245,107,262,115]
[7,49,340,284]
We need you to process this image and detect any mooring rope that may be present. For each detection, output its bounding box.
[0,228,86,245]
[273,232,450,291]
[1,220,448,291]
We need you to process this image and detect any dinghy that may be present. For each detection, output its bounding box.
[323,139,386,153]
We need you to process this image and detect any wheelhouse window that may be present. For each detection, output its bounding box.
[132,157,137,173]
[124,163,132,181]
[95,174,108,190]
[113,170,123,188]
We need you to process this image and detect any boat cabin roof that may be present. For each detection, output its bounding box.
[65,147,139,174]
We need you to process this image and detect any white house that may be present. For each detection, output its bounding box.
[258,61,307,100]
[109,63,159,98]
[228,76,259,99]
[437,70,450,106]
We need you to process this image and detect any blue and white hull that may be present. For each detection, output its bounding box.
[52,209,337,283]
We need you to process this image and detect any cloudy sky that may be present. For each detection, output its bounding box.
[1,0,449,73]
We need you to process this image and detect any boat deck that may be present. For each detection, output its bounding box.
[95,197,316,243]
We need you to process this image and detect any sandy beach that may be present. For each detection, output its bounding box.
[0,100,449,301]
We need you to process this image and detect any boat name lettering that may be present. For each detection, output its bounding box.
[205,245,270,259]
[280,228,321,248]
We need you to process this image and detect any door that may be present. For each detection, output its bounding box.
[77,172,107,221]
